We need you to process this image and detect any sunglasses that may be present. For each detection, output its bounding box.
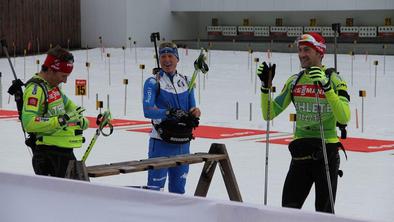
[159,42,177,49]
[295,34,326,49]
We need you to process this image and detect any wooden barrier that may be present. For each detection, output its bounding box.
[66,143,242,202]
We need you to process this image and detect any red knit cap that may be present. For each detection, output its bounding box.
[296,32,326,55]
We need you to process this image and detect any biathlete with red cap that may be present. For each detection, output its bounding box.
[257,33,350,213]
[21,45,89,178]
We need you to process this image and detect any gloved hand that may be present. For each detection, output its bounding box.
[257,62,276,88]
[194,52,209,74]
[58,107,85,128]
[187,116,199,128]
[78,117,90,130]
[166,108,189,120]
[307,67,331,91]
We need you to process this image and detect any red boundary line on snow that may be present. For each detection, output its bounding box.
[257,137,394,153]
[2,109,394,152]
[128,125,275,139]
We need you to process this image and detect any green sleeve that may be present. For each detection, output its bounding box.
[325,73,351,124]
[261,76,295,120]
[21,84,61,133]
[61,90,78,112]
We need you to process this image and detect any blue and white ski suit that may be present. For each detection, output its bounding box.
[143,70,197,194]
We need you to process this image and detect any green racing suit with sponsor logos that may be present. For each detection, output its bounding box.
[260,66,350,143]
[21,75,87,148]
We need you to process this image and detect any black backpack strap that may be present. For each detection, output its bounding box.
[25,78,49,115]
[325,68,349,139]
[290,70,305,104]
[325,67,336,77]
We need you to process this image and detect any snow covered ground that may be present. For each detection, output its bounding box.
[1,45,393,222]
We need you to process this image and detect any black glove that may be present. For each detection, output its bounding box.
[58,107,86,129]
[166,108,189,120]
[8,79,25,96]
[194,53,209,74]
[186,116,199,128]
[307,67,331,92]
[256,62,276,88]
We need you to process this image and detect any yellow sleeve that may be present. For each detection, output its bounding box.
[261,76,294,120]
[325,73,351,124]
[21,84,61,133]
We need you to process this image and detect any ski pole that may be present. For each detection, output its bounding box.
[1,39,31,155]
[150,32,160,75]
[314,82,335,213]
[1,39,24,113]
[263,64,273,205]
[188,48,209,92]
[188,69,200,92]
[332,23,341,71]
[81,111,113,162]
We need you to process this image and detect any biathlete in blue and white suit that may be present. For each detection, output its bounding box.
[143,42,201,194]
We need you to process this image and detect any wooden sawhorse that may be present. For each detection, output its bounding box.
[66,143,242,202]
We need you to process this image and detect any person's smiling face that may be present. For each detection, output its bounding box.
[160,53,178,74]
[298,45,322,69]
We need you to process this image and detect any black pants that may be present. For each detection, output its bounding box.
[282,138,340,214]
[32,145,76,178]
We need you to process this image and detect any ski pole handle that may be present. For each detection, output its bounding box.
[1,39,18,80]
[267,63,273,88]
[150,32,160,72]
[96,111,113,136]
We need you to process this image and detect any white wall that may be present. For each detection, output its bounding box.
[81,1,393,48]
[81,0,127,48]
[1,172,369,222]
[170,0,394,11]
[81,0,198,48]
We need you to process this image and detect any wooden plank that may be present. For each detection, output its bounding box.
[147,161,178,169]
[201,154,227,161]
[8,0,17,55]
[86,157,169,171]
[195,160,217,197]
[87,168,121,177]
[119,165,146,173]
[120,159,179,173]
[15,0,22,55]
[175,157,204,165]
[88,153,227,177]
[73,0,81,48]
[0,0,8,57]
[24,0,34,55]
[213,144,242,202]
[0,0,80,57]
[195,143,243,202]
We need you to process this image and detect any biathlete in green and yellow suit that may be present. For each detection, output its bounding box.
[22,46,89,178]
[257,33,350,214]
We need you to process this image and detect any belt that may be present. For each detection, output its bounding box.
[292,155,313,161]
